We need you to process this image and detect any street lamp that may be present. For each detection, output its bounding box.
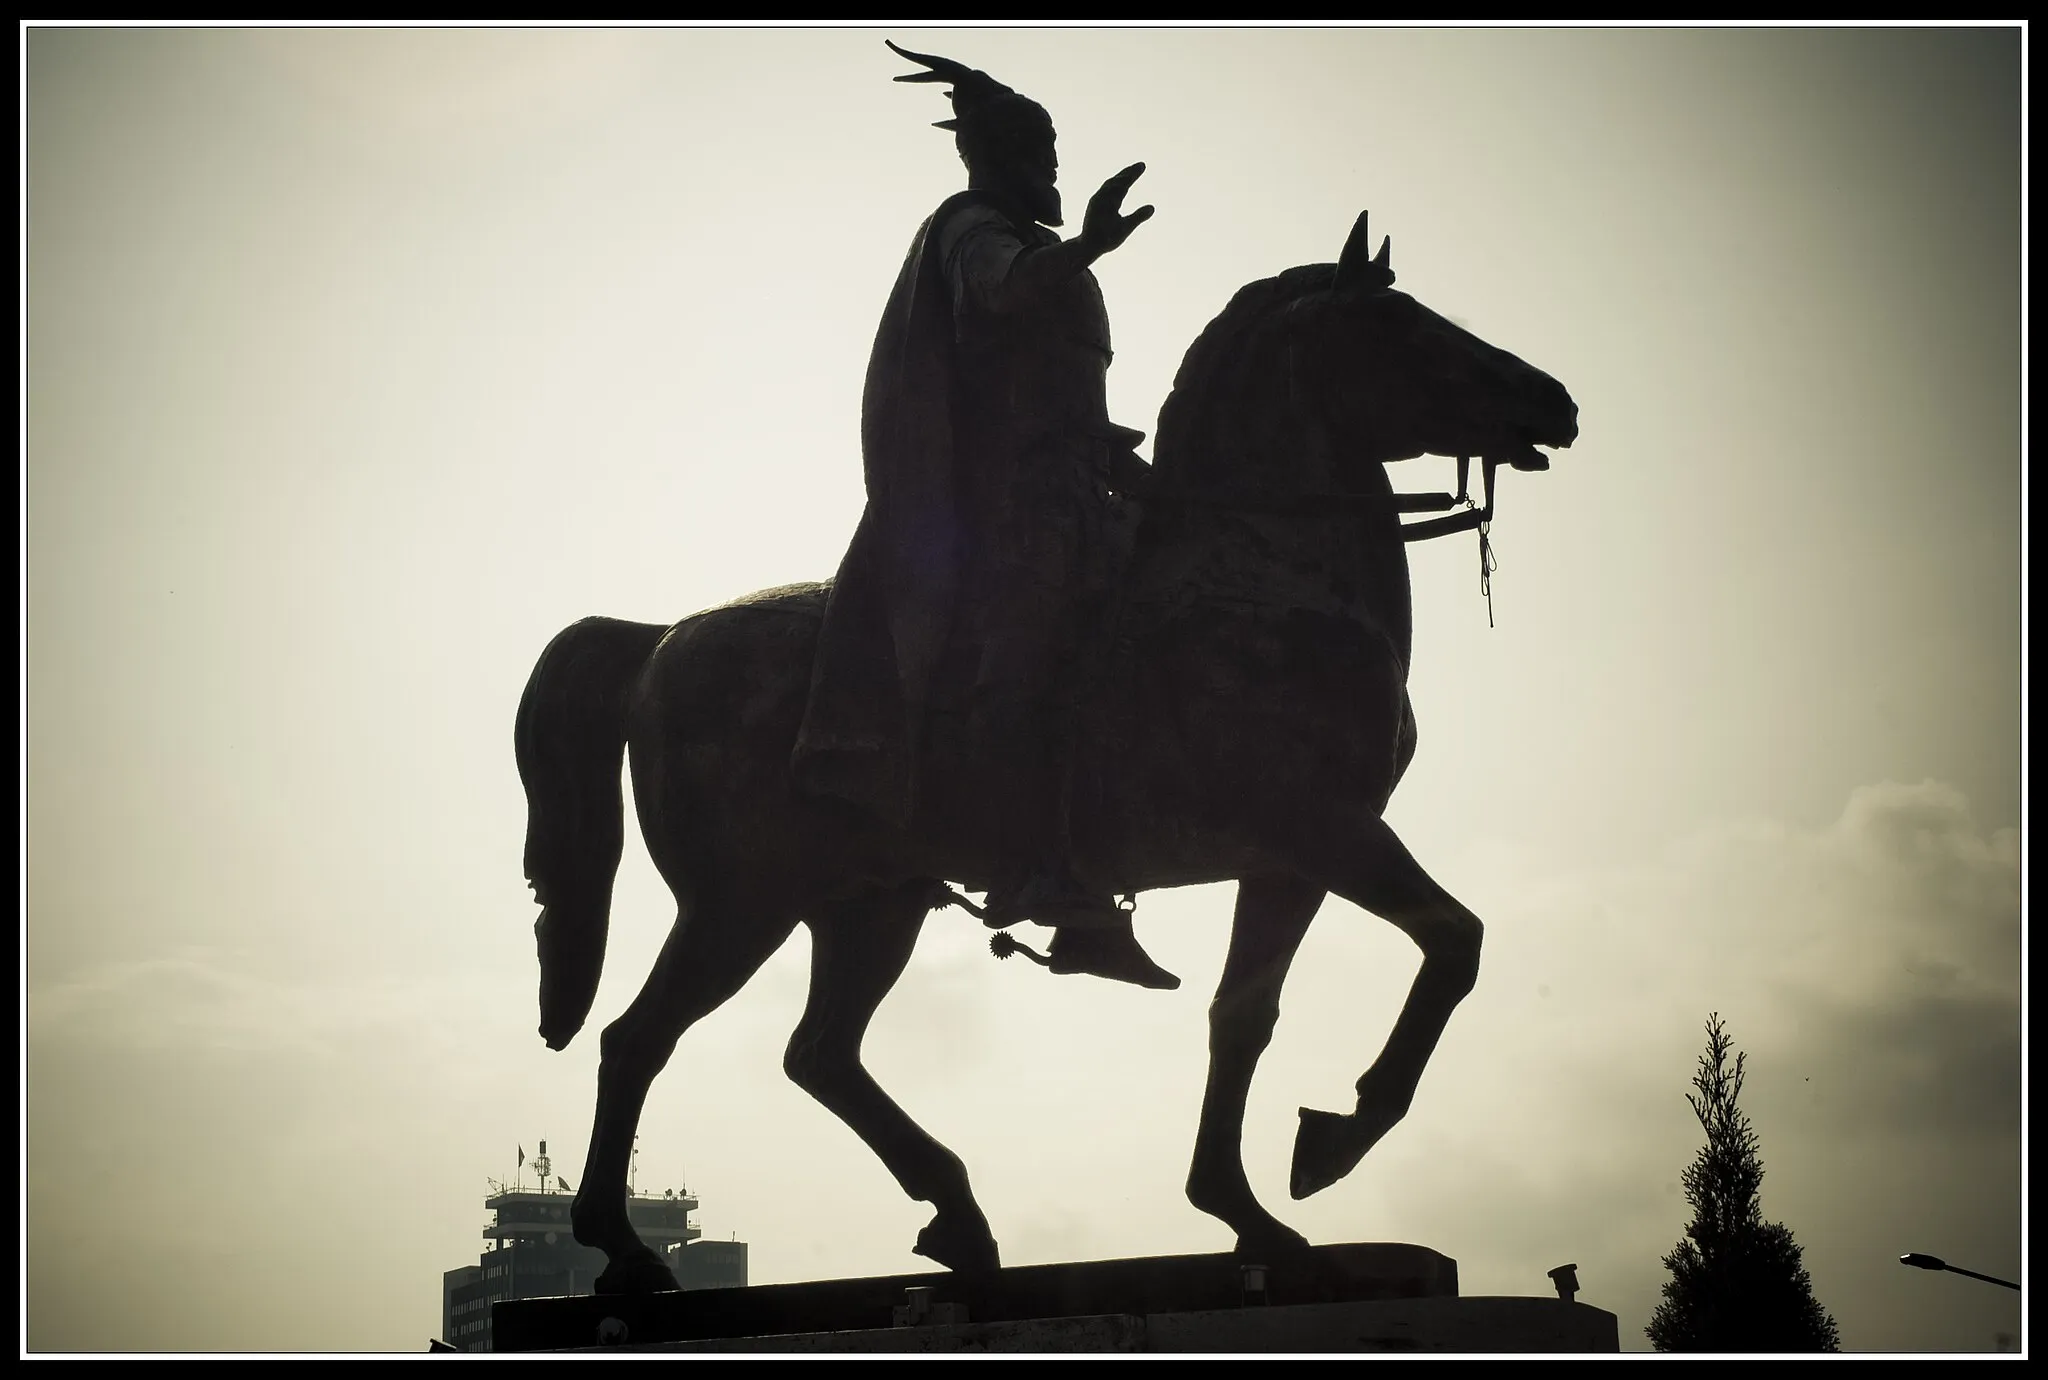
[1899,1254,2019,1290]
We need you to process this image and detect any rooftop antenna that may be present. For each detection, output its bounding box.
[533,1140,552,1195]
[629,1135,639,1197]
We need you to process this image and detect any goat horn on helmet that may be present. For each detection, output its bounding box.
[886,39,1050,138]
[886,40,982,87]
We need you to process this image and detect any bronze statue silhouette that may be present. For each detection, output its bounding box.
[515,47,1576,1295]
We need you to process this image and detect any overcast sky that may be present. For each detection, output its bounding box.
[24,24,2023,1355]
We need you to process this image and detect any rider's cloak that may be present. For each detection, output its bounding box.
[790,190,987,826]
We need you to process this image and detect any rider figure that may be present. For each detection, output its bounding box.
[792,42,1176,991]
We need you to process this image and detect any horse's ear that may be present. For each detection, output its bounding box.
[1335,210,1394,293]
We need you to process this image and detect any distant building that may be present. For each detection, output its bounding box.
[440,1144,746,1351]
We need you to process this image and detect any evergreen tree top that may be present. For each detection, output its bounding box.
[1646,1013,1841,1353]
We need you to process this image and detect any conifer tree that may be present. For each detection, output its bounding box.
[1646,1014,1840,1352]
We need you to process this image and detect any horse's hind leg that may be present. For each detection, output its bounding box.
[1186,874,1323,1257]
[1279,813,1482,1200]
[570,891,799,1293]
[785,880,999,1274]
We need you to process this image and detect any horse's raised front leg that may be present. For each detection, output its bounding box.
[1186,873,1324,1257]
[785,880,999,1274]
[1282,814,1482,1199]
[571,891,799,1293]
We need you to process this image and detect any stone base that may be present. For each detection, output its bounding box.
[489,1243,1617,1354]
[552,1299,1619,1353]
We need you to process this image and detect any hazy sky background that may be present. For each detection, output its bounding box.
[25,24,2022,1354]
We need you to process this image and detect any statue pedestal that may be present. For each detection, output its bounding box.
[489,1243,1620,1354]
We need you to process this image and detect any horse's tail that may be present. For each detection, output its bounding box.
[516,615,670,1051]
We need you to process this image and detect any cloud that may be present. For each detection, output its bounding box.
[1382,779,2022,1351]
[25,951,547,1351]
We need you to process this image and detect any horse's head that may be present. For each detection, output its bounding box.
[1287,211,1578,476]
[1155,211,1577,497]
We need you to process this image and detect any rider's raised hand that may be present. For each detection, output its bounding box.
[1081,162,1154,259]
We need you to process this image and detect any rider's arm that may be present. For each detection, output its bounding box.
[941,166,1151,316]
[997,236,1102,304]
[940,207,1089,316]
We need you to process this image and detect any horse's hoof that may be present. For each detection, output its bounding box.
[1290,1106,1374,1200]
[594,1248,681,1295]
[911,1212,1001,1275]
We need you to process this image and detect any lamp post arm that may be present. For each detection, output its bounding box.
[1901,1254,2019,1290]
[1946,1265,2020,1291]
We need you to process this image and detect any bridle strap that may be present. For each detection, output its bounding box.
[1146,454,1509,621]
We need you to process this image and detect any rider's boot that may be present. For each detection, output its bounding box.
[1047,914,1181,991]
[982,864,1179,992]
[972,632,1178,991]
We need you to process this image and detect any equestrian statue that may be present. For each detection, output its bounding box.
[514,42,1577,1293]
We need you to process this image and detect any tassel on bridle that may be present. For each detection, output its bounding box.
[1414,454,1502,626]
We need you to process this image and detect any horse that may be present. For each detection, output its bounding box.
[515,211,1578,1293]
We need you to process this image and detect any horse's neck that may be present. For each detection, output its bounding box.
[1155,388,1322,498]
[1146,427,1413,666]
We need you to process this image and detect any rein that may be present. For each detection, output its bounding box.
[1149,454,1506,625]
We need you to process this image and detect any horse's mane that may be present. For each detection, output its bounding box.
[1153,263,1336,492]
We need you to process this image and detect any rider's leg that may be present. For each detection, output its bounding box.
[972,584,1178,990]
